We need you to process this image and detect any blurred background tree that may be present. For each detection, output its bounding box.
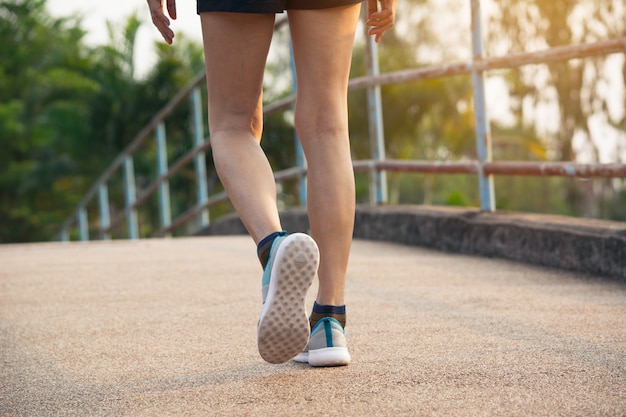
[485,0,626,218]
[0,0,204,241]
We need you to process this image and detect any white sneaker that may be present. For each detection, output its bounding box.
[257,233,319,364]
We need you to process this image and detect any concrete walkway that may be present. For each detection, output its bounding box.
[1,236,625,416]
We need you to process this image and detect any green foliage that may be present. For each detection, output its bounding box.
[348,21,477,205]
[0,0,91,241]
[0,0,204,242]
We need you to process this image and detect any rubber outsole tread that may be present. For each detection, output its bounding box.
[258,234,318,364]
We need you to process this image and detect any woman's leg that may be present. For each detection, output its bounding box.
[288,5,361,307]
[199,12,280,244]
[201,12,320,364]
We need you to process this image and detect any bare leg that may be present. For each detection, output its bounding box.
[288,5,361,306]
[200,12,280,244]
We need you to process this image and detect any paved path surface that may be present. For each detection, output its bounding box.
[1,236,625,416]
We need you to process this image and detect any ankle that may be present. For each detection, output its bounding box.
[256,230,286,270]
[310,301,346,329]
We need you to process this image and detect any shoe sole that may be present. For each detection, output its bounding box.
[308,347,351,367]
[292,351,309,363]
[258,233,319,364]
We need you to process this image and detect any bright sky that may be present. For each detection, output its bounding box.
[46,0,204,77]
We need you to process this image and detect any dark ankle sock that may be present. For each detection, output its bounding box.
[257,231,286,270]
[310,301,346,329]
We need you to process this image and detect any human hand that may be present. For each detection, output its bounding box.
[366,0,396,43]
[147,0,177,44]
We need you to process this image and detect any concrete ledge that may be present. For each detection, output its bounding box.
[197,204,626,281]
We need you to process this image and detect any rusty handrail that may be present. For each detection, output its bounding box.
[56,17,626,241]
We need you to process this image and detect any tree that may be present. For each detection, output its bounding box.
[0,0,98,241]
[348,3,478,205]
[0,0,209,242]
[486,0,626,217]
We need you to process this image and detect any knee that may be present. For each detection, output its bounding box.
[294,106,348,144]
[209,108,264,141]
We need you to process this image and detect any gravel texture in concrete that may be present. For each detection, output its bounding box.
[1,237,625,416]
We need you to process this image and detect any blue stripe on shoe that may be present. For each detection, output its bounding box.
[261,231,287,302]
[324,319,333,348]
[305,317,350,366]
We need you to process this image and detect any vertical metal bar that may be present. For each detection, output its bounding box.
[191,87,210,228]
[98,183,111,240]
[156,122,172,236]
[364,17,388,205]
[289,41,307,206]
[60,229,70,242]
[78,208,89,241]
[470,0,495,211]
[123,156,140,239]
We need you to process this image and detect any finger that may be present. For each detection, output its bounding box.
[369,21,394,32]
[366,9,392,26]
[375,0,395,26]
[368,22,394,42]
[366,19,393,35]
[155,21,174,44]
[150,10,170,33]
[167,0,177,19]
[161,26,175,44]
[369,8,392,19]
[381,0,396,13]
[366,0,395,43]
[147,0,175,44]
[367,0,378,17]
[367,26,384,43]
[366,16,393,27]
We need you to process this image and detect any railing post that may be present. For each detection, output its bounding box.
[123,156,140,239]
[191,87,210,228]
[364,10,388,205]
[60,229,69,242]
[470,0,495,211]
[98,184,111,240]
[78,208,89,241]
[289,42,307,206]
[156,122,172,236]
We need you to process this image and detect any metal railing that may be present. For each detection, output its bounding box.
[56,0,626,241]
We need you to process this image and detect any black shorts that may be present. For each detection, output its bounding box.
[197,0,363,14]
